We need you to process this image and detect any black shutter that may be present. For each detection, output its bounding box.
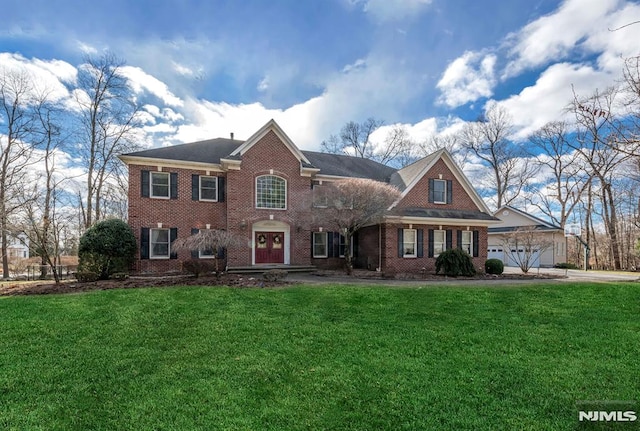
[457,230,462,250]
[428,229,434,258]
[473,230,479,257]
[140,228,149,259]
[446,180,453,204]
[327,232,340,257]
[428,179,434,203]
[417,229,424,258]
[191,228,199,258]
[192,175,199,201]
[398,228,404,257]
[141,170,150,197]
[352,231,359,258]
[170,228,178,259]
[218,177,225,202]
[446,230,453,250]
[217,247,225,259]
[310,232,315,258]
[170,173,178,199]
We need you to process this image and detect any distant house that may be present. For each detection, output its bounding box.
[3,232,29,259]
[119,119,499,274]
[487,206,566,268]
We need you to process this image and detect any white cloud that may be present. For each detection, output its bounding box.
[436,51,497,107]
[0,53,74,103]
[120,66,184,107]
[257,76,270,92]
[503,0,621,78]
[496,62,615,140]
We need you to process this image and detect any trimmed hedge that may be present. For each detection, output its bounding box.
[435,248,476,277]
[485,258,504,275]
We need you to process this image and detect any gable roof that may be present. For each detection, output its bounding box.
[389,148,493,215]
[489,206,562,233]
[230,119,311,165]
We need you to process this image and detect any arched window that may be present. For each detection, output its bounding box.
[256,175,286,209]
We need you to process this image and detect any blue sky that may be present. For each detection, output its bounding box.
[2,0,639,151]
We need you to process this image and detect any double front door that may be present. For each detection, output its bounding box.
[255,231,284,264]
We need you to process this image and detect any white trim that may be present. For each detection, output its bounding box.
[385,215,500,227]
[461,230,473,255]
[199,175,218,202]
[312,232,328,258]
[433,230,446,257]
[433,178,447,204]
[119,155,225,172]
[230,119,311,164]
[251,220,291,265]
[150,171,170,199]
[493,205,562,230]
[402,228,417,258]
[150,228,170,259]
[255,174,287,210]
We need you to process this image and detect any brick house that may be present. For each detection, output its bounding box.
[119,119,499,274]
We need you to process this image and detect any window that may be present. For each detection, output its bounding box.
[150,228,170,258]
[433,230,446,257]
[461,231,472,255]
[403,229,417,257]
[433,179,446,204]
[256,175,286,209]
[200,176,218,201]
[151,172,170,198]
[313,232,328,258]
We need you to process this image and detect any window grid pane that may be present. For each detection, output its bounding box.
[462,231,472,254]
[433,179,446,203]
[151,172,169,198]
[256,175,286,209]
[313,232,327,257]
[434,230,445,256]
[403,229,416,257]
[151,229,170,257]
[200,176,218,201]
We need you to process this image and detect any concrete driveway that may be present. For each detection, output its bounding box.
[503,266,640,282]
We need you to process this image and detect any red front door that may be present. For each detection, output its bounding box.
[255,232,285,264]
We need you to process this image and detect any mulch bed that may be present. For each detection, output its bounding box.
[0,274,291,297]
[0,269,564,297]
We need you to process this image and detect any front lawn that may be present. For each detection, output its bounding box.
[1,283,638,430]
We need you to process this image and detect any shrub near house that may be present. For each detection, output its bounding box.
[119,120,499,275]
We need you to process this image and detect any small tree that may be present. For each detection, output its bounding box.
[501,226,553,273]
[78,218,136,279]
[313,178,401,274]
[171,229,242,276]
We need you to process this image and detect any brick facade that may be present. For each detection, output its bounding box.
[123,121,495,275]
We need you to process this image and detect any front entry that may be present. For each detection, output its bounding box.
[255,232,285,264]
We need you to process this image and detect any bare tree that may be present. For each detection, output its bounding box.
[172,229,242,275]
[460,104,538,209]
[312,178,400,274]
[420,133,469,169]
[321,118,415,167]
[501,227,554,273]
[75,52,141,229]
[0,67,39,279]
[528,121,592,227]
[569,87,631,270]
[18,93,70,283]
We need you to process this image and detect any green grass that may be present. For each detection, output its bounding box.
[1,283,639,430]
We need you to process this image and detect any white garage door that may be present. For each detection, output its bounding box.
[487,247,504,262]
[505,248,540,268]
